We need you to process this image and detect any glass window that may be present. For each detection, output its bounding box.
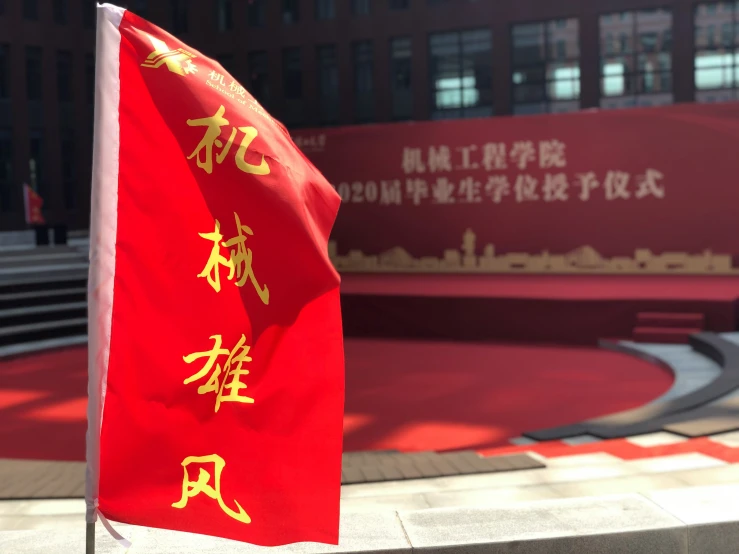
[131,0,147,17]
[61,136,76,210]
[600,9,673,107]
[57,50,73,102]
[54,0,68,24]
[217,0,233,31]
[248,0,265,27]
[85,53,95,105]
[83,0,95,28]
[282,48,303,127]
[0,45,9,100]
[389,0,409,9]
[695,2,739,102]
[391,37,412,119]
[429,29,493,119]
[171,0,189,34]
[353,0,371,15]
[0,130,12,213]
[29,133,44,196]
[353,41,374,122]
[26,46,43,102]
[317,45,339,124]
[216,54,234,75]
[24,0,38,20]
[283,0,299,23]
[283,48,302,99]
[316,0,335,20]
[247,51,269,107]
[511,19,580,115]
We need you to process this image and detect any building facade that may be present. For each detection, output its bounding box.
[0,0,736,230]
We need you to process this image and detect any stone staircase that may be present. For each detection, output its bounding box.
[0,247,89,356]
[633,312,706,344]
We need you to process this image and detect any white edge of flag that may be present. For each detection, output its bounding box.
[86,2,125,524]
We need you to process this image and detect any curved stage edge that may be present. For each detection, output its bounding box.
[339,273,739,345]
[524,333,739,442]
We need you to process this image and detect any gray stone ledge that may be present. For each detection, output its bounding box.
[399,494,686,554]
[0,511,411,554]
[645,484,739,554]
[0,335,88,360]
[5,489,739,553]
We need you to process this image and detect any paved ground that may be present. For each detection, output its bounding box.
[0,451,542,500]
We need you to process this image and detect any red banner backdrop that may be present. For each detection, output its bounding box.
[294,104,739,274]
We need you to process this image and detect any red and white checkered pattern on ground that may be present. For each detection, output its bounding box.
[479,431,739,463]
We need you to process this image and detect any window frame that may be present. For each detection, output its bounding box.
[61,134,76,210]
[282,47,303,100]
[171,0,189,34]
[428,27,494,119]
[25,46,43,102]
[282,0,299,24]
[57,50,74,103]
[23,0,39,20]
[352,0,371,16]
[0,129,13,214]
[390,36,413,120]
[0,44,9,100]
[353,40,375,122]
[248,0,266,28]
[510,17,582,115]
[216,0,233,32]
[694,2,739,98]
[317,44,339,124]
[53,0,69,24]
[316,0,336,21]
[598,7,674,102]
[247,51,269,107]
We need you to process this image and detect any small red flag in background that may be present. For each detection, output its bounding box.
[23,183,45,225]
[87,4,344,547]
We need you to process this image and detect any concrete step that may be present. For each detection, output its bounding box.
[0,288,87,311]
[6,488,739,554]
[0,288,86,303]
[0,318,87,347]
[0,251,83,265]
[0,263,89,277]
[5,475,739,554]
[633,326,701,344]
[0,302,87,320]
[636,312,706,329]
[0,335,88,359]
[340,454,730,514]
[0,270,89,287]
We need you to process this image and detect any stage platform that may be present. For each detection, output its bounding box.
[340,274,739,345]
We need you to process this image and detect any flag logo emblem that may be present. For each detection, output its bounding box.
[138,30,197,76]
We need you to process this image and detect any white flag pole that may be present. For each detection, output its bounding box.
[86,3,126,552]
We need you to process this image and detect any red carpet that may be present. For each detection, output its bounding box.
[0,340,673,461]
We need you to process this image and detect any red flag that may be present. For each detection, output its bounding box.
[23,183,45,225]
[87,4,344,547]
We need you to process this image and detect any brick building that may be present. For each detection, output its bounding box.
[0,0,736,231]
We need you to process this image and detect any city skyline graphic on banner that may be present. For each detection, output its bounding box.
[328,230,739,275]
